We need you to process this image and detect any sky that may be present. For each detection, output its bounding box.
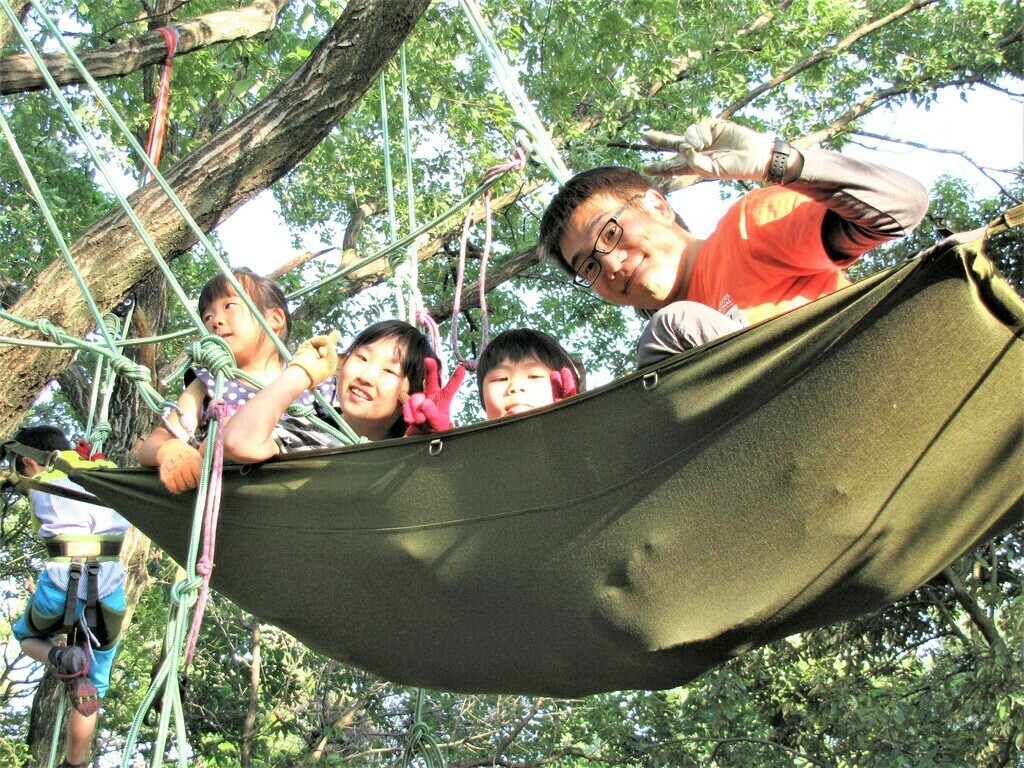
[216,86,1024,269]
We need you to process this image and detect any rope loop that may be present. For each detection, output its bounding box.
[102,313,122,337]
[188,335,237,378]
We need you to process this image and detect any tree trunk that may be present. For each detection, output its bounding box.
[26,672,66,766]
[0,0,432,438]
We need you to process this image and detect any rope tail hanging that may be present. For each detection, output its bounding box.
[449,146,526,369]
[140,26,178,186]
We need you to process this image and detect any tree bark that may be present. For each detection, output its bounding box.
[0,0,290,95]
[0,0,29,51]
[0,0,432,437]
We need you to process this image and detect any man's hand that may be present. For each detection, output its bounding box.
[550,367,578,402]
[644,118,776,181]
[403,358,467,436]
[156,440,203,494]
[290,330,341,388]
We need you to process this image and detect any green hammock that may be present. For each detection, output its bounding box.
[73,231,1024,697]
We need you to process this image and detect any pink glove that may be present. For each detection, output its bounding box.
[403,358,466,436]
[550,367,578,402]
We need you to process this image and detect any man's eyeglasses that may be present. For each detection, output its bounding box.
[571,195,641,289]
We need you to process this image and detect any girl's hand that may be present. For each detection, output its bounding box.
[156,440,203,493]
[550,367,578,401]
[403,358,467,435]
[290,330,341,388]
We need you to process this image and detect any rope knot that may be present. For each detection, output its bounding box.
[88,420,113,447]
[170,578,199,605]
[208,398,230,423]
[109,353,152,383]
[188,335,237,377]
[36,318,60,341]
[285,402,315,419]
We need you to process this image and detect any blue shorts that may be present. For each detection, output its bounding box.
[12,570,125,697]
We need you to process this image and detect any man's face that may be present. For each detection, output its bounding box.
[558,191,689,310]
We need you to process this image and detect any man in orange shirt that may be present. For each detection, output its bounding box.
[539,119,929,366]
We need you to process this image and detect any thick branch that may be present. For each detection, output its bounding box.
[0,0,432,437]
[0,0,289,95]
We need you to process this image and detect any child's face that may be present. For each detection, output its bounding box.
[481,356,555,419]
[338,337,411,439]
[201,291,282,368]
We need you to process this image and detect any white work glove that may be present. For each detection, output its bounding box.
[643,118,776,181]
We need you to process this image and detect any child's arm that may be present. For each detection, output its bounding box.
[222,332,339,463]
[136,378,205,466]
[221,366,313,462]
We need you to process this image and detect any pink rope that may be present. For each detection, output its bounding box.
[184,399,226,667]
[416,308,443,353]
[449,146,527,370]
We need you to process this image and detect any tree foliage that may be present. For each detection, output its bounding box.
[1,0,1022,765]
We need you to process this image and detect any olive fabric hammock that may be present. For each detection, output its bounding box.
[74,231,1023,697]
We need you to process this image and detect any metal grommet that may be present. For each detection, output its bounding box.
[239,464,254,476]
[428,439,443,456]
[642,372,659,390]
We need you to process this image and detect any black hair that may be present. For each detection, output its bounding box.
[12,425,71,474]
[346,320,440,439]
[476,329,580,402]
[198,267,293,343]
[538,166,657,276]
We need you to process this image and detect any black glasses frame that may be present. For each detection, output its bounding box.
[571,194,642,289]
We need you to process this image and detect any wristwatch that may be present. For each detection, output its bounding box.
[765,139,791,184]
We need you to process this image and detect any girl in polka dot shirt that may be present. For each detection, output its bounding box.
[137,268,336,492]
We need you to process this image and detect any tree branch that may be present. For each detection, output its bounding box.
[941,566,1007,651]
[289,178,547,323]
[720,0,941,119]
[850,131,1022,203]
[0,0,290,95]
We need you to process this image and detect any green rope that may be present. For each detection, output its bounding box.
[44,693,66,768]
[2,0,355,445]
[401,689,447,768]
[380,71,400,244]
[0,109,120,354]
[457,0,571,184]
[397,44,423,322]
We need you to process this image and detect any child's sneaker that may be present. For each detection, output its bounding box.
[49,645,100,717]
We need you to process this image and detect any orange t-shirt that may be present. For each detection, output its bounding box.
[686,187,857,326]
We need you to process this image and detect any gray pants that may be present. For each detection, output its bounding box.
[636,301,744,368]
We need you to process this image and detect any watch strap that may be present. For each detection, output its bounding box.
[765,139,791,184]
